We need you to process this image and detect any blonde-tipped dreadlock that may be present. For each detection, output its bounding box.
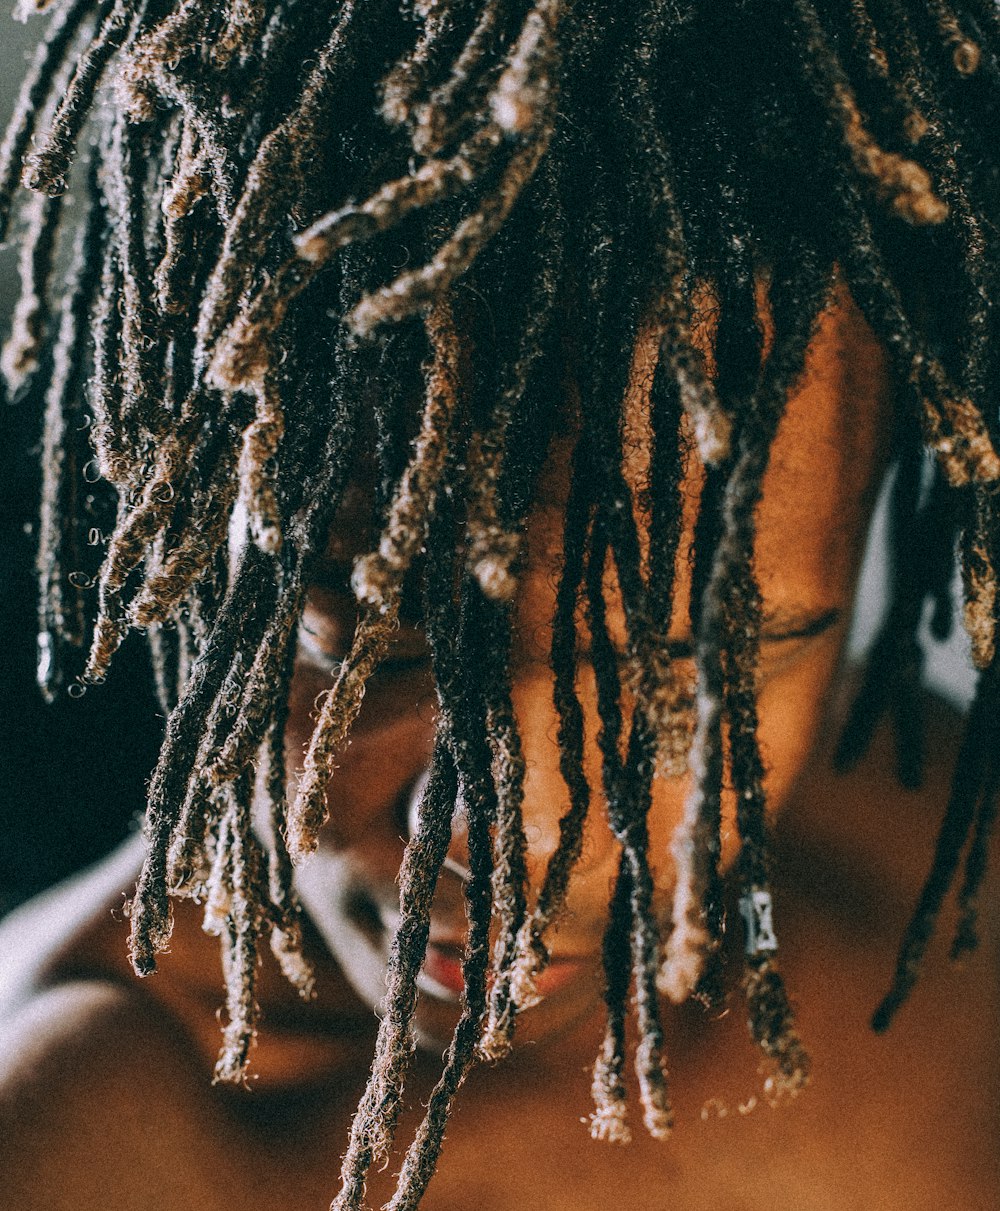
[5,0,1000,1206]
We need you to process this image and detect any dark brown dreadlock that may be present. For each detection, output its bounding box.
[3,0,1000,1205]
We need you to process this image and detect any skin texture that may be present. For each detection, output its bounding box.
[1,290,998,1210]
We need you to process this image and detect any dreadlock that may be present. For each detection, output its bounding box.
[4,0,1000,1205]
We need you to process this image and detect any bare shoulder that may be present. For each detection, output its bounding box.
[0,838,242,1210]
[0,836,370,1210]
[0,833,144,1017]
[0,977,246,1211]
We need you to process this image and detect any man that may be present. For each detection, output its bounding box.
[1,2,998,1207]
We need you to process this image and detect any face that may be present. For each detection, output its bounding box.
[285,282,892,1048]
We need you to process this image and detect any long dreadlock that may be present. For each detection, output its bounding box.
[4,0,1000,1206]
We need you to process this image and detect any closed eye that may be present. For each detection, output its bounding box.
[574,607,843,666]
[297,616,431,680]
[298,586,842,682]
[663,606,844,660]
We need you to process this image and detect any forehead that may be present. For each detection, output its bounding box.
[751,279,891,603]
[321,280,891,614]
[523,278,891,598]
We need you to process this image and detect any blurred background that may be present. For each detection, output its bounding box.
[0,9,976,915]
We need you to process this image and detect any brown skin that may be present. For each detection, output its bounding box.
[1,290,998,1210]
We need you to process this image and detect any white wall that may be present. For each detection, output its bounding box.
[848,469,975,708]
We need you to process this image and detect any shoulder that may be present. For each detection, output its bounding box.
[0,840,371,1210]
[0,838,240,1209]
[0,977,245,1211]
[0,833,144,1017]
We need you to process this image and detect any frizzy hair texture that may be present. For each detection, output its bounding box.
[2,0,1000,1206]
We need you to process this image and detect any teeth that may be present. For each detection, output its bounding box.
[416,943,464,1004]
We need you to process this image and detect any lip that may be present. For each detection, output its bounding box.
[417,937,592,1004]
[348,888,595,1009]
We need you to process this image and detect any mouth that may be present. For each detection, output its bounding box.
[418,937,592,1004]
[416,940,468,1001]
[347,889,593,1008]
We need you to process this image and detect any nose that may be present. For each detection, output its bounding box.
[403,686,623,895]
[406,768,472,883]
[400,661,645,899]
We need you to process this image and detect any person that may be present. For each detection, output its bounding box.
[0,1,997,1207]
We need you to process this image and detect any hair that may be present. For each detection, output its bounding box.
[3,0,1000,1205]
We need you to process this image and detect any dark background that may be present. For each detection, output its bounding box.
[1,14,162,915]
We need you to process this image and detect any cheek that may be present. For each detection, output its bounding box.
[285,659,436,865]
[636,635,846,893]
[753,631,844,814]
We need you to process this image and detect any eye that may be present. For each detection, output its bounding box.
[296,609,432,681]
[755,606,845,680]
